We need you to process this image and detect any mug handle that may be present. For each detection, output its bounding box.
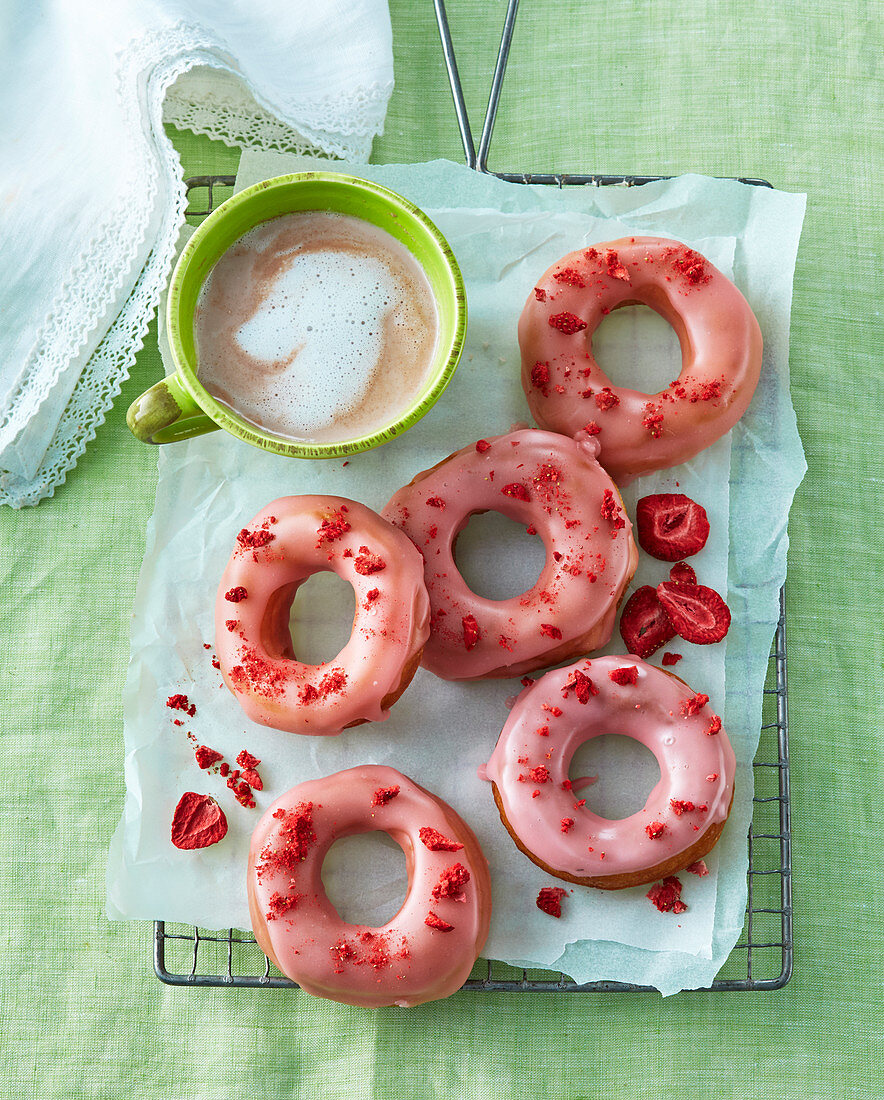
[126,374,218,445]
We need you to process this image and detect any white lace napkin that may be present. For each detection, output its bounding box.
[0,0,393,508]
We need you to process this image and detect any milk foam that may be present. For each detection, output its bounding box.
[233,250,393,434]
[194,211,439,443]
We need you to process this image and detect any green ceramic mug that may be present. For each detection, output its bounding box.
[126,172,466,458]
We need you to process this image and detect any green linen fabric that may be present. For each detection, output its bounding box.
[1,1,881,1097]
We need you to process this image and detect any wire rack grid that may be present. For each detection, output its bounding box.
[153,0,793,993]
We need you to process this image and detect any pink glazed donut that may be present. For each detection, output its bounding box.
[247,765,492,1008]
[382,429,638,680]
[215,496,429,735]
[519,237,763,484]
[483,655,736,889]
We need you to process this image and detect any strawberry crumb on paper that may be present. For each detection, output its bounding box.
[536,886,569,918]
[647,876,687,914]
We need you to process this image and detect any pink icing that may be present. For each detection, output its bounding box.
[483,656,736,882]
[215,496,429,735]
[247,765,492,1008]
[519,237,763,484]
[382,429,638,680]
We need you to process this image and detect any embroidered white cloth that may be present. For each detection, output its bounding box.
[0,0,393,508]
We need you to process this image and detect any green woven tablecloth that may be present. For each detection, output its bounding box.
[2,1,881,1096]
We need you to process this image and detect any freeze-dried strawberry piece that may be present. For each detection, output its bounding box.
[619,586,676,659]
[635,494,710,561]
[668,561,697,586]
[171,793,228,850]
[536,886,568,918]
[656,582,731,645]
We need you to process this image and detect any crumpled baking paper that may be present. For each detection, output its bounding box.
[107,156,805,995]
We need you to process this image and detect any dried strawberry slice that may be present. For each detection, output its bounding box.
[656,581,731,645]
[668,560,697,586]
[170,793,228,850]
[619,585,676,659]
[635,494,710,561]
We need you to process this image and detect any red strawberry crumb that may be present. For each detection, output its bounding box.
[501,482,531,501]
[299,683,319,704]
[548,311,587,334]
[600,489,625,530]
[425,912,454,932]
[528,766,550,784]
[672,250,709,286]
[583,421,601,435]
[706,773,719,782]
[219,763,230,778]
[236,528,275,549]
[635,494,710,561]
[540,623,563,640]
[225,620,238,632]
[563,669,598,704]
[171,793,228,850]
[462,614,480,651]
[647,876,687,914]
[431,863,471,901]
[561,779,572,791]
[166,694,196,718]
[543,705,563,717]
[354,549,386,575]
[594,387,620,411]
[315,509,351,546]
[224,586,247,602]
[365,588,381,605]
[371,786,400,807]
[609,665,638,686]
[536,886,568,918]
[553,267,586,287]
[681,693,709,716]
[476,439,491,452]
[536,725,550,737]
[419,828,464,852]
[236,750,260,769]
[604,249,630,281]
[670,799,696,816]
[531,362,551,395]
[661,652,683,666]
[646,821,665,839]
[233,782,255,808]
[194,746,223,770]
[561,818,574,833]
[426,497,445,509]
[534,287,547,301]
[642,409,665,437]
[707,715,722,736]
[240,768,263,791]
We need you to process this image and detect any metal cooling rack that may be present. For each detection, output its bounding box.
[154,0,793,993]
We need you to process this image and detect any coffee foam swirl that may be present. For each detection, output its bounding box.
[194,212,438,443]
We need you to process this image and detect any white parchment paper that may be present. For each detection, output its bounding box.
[107,157,806,994]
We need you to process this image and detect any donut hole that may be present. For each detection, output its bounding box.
[454,510,546,600]
[286,571,356,665]
[321,831,409,926]
[591,303,683,393]
[569,734,661,820]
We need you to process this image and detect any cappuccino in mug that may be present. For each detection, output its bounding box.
[194,211,439,443]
